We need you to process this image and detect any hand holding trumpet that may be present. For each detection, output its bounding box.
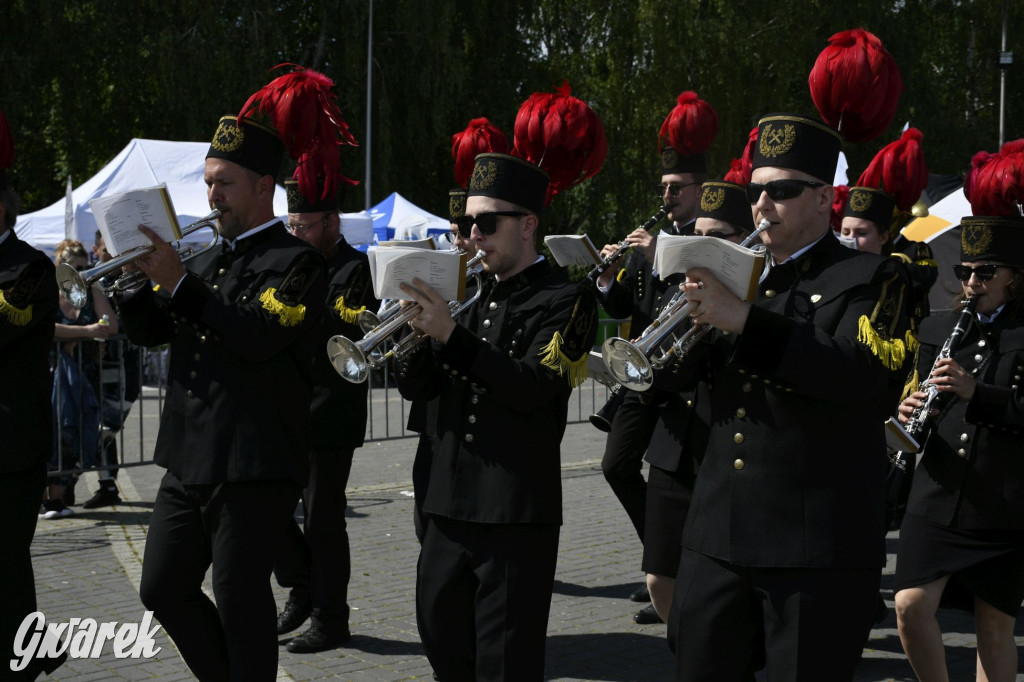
[398,279,456,344]
[681,267,751,335]
[133,224,187,291]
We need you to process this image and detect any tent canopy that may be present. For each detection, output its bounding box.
[15,138,289,249]
[368,192,449,244]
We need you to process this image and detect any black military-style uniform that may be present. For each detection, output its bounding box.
[276,236,378,634]
[669,232,910,680]
[0,231,58,675]
[116,221,326,681]
[397,258,597,681]
[894,308,1024,615]
[598,219,693,541]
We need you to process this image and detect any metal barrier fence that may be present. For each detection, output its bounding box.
[46,318,626,477]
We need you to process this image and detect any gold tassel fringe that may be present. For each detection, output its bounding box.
[857,314,906,371]
[0,291,32,326]
[260,288,306,327]
[333,296,366,325]
[539,331,589,388]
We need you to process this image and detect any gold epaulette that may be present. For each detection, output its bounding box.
[856,272,907,371]
[538,294,598,388]
[333,295,366,325]
[260,288,306,327]
[0,291,32,326]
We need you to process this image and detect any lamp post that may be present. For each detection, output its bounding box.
[364,0,374,209]
[998,0,1013,147]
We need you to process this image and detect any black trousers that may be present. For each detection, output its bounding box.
[139,471,300,682]
[275,446,355,632]
[0,460,47,680]
[417,516,560,682]
[669,548,879,681]
[601,391,660,542]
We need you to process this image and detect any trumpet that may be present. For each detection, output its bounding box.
[327,251,486,384]
[584,206,668,286]
[884,295,979,453]
[55,209,222,309]
[601,218,771,391]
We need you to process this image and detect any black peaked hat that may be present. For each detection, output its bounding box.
[466,153,550,216]
[206,115,284,179]
[285,179,336,214]
[697,181,755,234]
[752,113,841,184]
[448,189,467,221]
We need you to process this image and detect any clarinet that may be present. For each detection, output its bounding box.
[884,295,980,453]
[584,206,668,287]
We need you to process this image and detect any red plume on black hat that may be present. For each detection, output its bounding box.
[659,91,718,159]
[239,63,359,203]
[512,80,607,204]
[0,109,13,191]
[451,118,510,188]
[809,28,903,143]
[856,127,928,212]
[964,139,1024,217]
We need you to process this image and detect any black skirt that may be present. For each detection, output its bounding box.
[894,513,1024,616]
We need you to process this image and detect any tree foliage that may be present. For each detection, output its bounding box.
[2,0,1020,248]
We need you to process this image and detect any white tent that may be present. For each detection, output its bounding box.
[900,187,971,243]
[15,138,290,249]
[367,192,449,243]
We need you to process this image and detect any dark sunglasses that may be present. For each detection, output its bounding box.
[746,179,825,203]
[454,211,527,238]
[655,181,701,198]
[701,230,739,240]
[952,263,1002,282]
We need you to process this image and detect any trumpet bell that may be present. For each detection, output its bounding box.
[326,335,370,384]
[357,310,381,334]
[55,263,90,309]
[602,337,654,391]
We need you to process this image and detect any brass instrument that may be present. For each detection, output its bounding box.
[884,295,979,453]
[327,251,486,384]
[55,209,222,309]
[601,219,771,391]
[584,206,668,286]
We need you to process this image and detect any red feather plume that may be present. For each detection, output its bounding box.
[0,109,13,173]
[239,63,359,201]
[856,127,927,212]
[512,80,607,203]
[809,28,903,143]
[658,91,718,158]
[831,185,850,231]
[723,126,758,185]
[451,118,510,188]
[965,140,1024,217]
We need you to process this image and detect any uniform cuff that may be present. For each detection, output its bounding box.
[439,324,483,373]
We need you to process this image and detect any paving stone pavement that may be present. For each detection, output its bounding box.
[28,417,1024,681]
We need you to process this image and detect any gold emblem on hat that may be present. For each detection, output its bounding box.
[469,160,498,191]
[661,148,680,170]
[449,193,466,219]
[849,189,873,212]
[758,123,796,158]
[212,118,244,153]
[962,223,993,257]
[700,187,726,212]
[286,183,303,210]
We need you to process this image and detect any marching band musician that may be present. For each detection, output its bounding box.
[893,143,1024,682]
[0,108,65,680]
[113,67,341,680]
[593,92,718,619]
[668,113,911,679]
[641,181,754,624]
[274,177,378,653]
[394,150,599,680]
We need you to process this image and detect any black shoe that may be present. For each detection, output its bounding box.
[629,584,651,602]
[633,603,663,625]
[82,485,121,509]
[286,623,351,653]
[277,597,312,635]
[61,480,76,507]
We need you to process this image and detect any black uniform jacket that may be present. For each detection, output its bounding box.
[311,238,378,450]
[679,232,910,569]
[115,223,326,486]
[396,259,598,525]
[907,308,1024,529]
[0,234,58,473]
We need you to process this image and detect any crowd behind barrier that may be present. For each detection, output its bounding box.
[45,317,628,477]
